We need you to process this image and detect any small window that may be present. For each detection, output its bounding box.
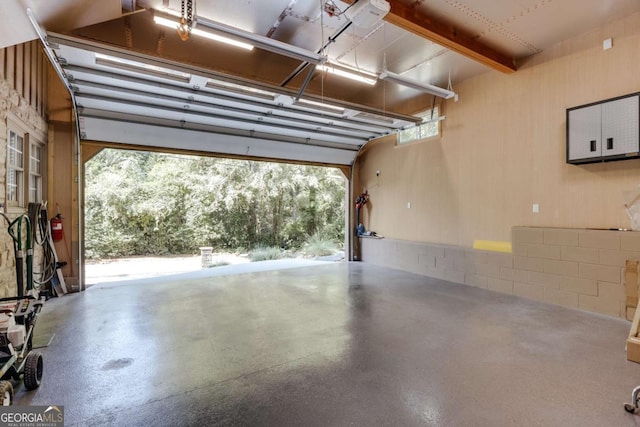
[29,143,42,203]
[6,119,46,211]
[7,130,24,207]
[397,106,441,145]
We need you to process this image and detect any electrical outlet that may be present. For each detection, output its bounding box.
[376,170,380,176]
[532,203,539,213]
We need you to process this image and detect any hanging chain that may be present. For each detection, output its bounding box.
[178,0,194,41]
[187,0,193,26]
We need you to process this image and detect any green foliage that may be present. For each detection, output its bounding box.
[84,149,345,258]
[302,233,338,257]
[249,246,283,262]
[206,261,230,268]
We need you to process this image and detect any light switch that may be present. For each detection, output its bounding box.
[407,202,411,209]
[532,203,540,213]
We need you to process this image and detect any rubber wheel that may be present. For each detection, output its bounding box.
[0,381,13,406]
[625,403,637,414]
[23,352,43,390]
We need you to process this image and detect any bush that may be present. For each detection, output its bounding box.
[207,261,230,268]
[249,246,283,262]
[303,233,338,257]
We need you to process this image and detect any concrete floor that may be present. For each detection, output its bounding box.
[12,262,640,426]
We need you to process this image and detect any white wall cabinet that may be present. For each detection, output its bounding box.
[567,94,640,164]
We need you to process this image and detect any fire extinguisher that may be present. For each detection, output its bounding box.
[51,214,63,241]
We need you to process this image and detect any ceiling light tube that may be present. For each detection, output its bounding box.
[154,16,254,50]
[191,28,255,50]
[194,15,327,65]
[379,70,456,99]
[316,64,377,85]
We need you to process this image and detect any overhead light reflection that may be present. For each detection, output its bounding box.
[153,16,255,51]
[316,63,377,86]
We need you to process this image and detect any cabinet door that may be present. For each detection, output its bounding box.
[568,104,601,161]
[602,95,640,157]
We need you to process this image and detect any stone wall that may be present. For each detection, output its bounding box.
[360,226,636,319]
[0,78,48,297]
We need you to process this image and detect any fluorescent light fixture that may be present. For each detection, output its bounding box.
[353,111,395,124]
[379,70,456,99]
[154,16,254,50]
[294,98,345,113]
[316,63,377,86]
[196,16,327,64]
[154,12,326,64]
[191,28,254,51]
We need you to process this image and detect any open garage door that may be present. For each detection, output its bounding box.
[49,34,418,166]
[83,148,348,285]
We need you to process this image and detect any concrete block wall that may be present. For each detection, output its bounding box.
[511,227,632,318]
[360,226,638,319]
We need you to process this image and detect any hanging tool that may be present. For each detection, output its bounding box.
[355,191,369,235]
[0,213,33,298]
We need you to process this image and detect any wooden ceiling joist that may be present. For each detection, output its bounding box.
[385,0,516,74]
[344,0,516,74]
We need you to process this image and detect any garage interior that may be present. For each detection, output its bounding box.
[2,0,640,424]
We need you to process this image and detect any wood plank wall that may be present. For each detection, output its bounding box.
[0,41,48,118]
[47,61,80,290]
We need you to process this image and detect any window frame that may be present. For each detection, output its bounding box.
[7,128,25,208]
[396,105,442,146]
[6,114,47,212]
[28,142,43,204]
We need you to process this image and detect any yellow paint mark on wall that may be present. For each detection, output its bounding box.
[473,240,512,253]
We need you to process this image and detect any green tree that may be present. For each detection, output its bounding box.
[84,150,346,258]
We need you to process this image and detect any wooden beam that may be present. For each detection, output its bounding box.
[0,48,4,80]
[387,1,516,73]
[24,42,31,105]
[16,44,23,96]
[6,46,14,88]
[338,166,351,180]
[81,144,104,163]
[30,41,37,108]
[344,0,516,74]
[48,62,73,123]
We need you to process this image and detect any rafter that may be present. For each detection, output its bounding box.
[344,0,516,74]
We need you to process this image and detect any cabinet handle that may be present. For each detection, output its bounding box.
[590,140,597,152]
[607,137,613,150]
